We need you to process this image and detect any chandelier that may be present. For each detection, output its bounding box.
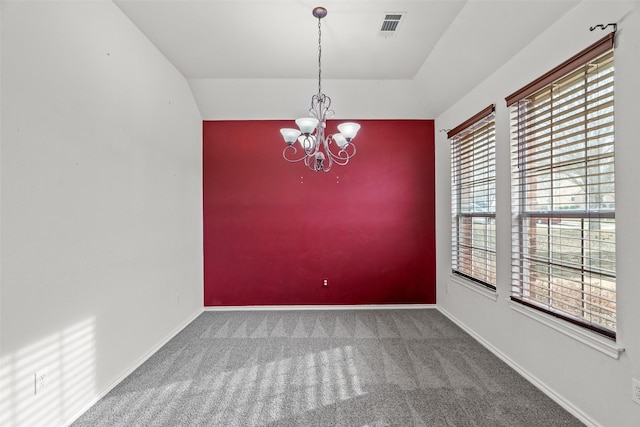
[279,6,361,172]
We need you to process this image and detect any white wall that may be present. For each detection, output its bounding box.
[435,1,640,426]
[189,78,428,120]
[0,2,203,426]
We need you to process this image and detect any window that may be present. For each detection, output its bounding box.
[506,34,616,338]
[450,105,496,289]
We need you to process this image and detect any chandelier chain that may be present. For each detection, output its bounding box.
[317,17,322,96]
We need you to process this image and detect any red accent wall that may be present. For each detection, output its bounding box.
[203,120,435,306]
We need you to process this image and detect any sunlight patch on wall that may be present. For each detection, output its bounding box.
[0,318,96,427]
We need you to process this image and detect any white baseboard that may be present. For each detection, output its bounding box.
[436,306,600,427]
[64,308,204,426]
[204,304,436,311]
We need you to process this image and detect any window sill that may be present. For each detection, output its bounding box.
[508,299,625,359]
[450,274,499,301]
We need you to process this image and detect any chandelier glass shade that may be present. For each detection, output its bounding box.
[279,7,361,172]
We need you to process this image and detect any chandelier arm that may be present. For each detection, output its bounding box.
[304,155,318,172]
[282,145,309,163]
[310,93,333,121]
[305,145,319,157]
[327,152,351,166]
[324,137,356,166]
[316,138,333,172]
[342,143,357,158]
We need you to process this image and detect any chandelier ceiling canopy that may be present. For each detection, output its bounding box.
[279,7,361,173]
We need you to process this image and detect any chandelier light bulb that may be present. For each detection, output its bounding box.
[337,122,361,141]
[295,118,319,135]
[280,128,302,145]
[333,133,348,148]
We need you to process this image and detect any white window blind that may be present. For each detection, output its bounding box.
[508,38,616,338]
[450,106,496,289]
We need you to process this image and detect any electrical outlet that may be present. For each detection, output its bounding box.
[34,371,46,395]
[323,279,328,287]
[632,378,640,405]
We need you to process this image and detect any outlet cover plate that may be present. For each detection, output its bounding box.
[633,378,640,405]
[34,371,46,395]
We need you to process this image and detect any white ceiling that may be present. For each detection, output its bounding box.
[114,0,580,118]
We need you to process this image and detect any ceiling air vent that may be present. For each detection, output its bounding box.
[379,12,406,38]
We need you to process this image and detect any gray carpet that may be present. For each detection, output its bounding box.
[73,309,583,426]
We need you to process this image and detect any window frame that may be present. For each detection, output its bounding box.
[449,105,497,290]
[506,33,616,339]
